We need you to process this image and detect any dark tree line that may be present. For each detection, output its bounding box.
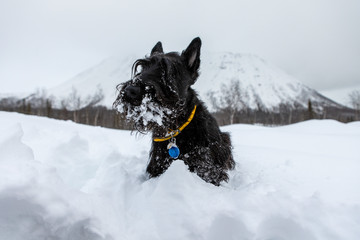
[0,88,132,130]
[211,104,356,126]
[0,84,358,130]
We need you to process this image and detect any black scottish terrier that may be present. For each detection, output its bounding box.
[113,37,235,186]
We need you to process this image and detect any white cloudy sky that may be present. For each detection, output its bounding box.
[0,0,359,95]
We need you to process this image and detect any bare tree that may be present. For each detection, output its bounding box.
[349,90,360,120]
[34,88,53,116]
[67,87,82,122]
[207,79,247,125]
[83,86,104,125]
[64,86,105,124]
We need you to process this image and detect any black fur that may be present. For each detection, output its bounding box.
[113,37,235,186]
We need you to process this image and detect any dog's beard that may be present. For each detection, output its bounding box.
[114,93,173,133]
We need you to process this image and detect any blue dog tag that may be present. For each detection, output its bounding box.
[167,142,180,159]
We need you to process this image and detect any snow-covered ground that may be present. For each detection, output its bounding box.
[0,111,359,240]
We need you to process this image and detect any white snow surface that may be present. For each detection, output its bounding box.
[47,53,342,110]
[0,111,359,240]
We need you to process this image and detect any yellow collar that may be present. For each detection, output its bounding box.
[153,105,197,142]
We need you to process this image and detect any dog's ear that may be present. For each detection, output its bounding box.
[151,41,163,56]
[181,37,201,82]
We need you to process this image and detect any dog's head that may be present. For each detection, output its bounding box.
[113,37,201,133]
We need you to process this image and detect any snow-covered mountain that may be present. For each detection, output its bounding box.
[47,55,136,109]
[47,52,343,111]
[198,53,343,111]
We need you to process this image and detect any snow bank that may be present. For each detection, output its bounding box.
[0,124,114,239]
[0,112,359,240]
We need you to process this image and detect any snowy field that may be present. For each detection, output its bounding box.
[0,111,359,240]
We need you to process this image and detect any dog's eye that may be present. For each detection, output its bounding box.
[145,85,155,93]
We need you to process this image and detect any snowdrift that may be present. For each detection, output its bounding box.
[0,111,359,240]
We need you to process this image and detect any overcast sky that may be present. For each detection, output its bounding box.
[1,0,359,95]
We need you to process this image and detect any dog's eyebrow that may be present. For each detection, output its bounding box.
[131,59,150,78]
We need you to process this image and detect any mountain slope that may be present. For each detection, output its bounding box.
[47,55,136,108]
[198,52,343,111]
[47,52,343,111]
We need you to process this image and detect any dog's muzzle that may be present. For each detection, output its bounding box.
[124,85,142,106]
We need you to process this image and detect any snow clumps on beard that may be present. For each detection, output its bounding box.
[115,94,173,131]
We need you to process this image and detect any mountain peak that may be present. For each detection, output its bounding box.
[47,52,343,111]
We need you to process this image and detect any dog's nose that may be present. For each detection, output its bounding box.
[124,85,142,102]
